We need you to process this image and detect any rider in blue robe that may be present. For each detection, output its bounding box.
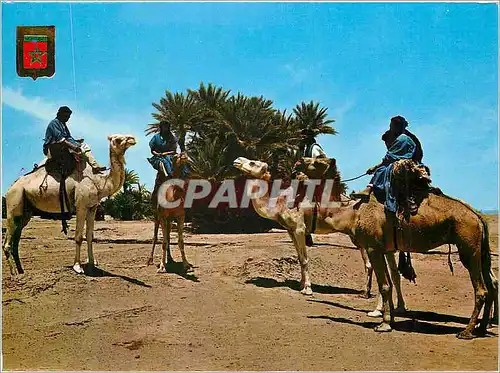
[352,116,418,213]
[147,121,189,178]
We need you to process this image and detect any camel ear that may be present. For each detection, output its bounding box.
[107,135,113,141]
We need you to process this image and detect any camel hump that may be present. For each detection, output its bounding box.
[435,192,484,222]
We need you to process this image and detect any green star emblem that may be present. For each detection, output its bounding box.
[28,44,47,65]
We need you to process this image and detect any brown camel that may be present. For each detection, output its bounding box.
[147,153,193,272]
[234,156,498,339]
[233,156,406,314]
[3,134,137,275]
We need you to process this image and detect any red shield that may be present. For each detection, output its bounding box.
[23,35,48,69]
[17,26,55,80]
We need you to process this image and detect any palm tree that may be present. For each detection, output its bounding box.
[188,82,231,137]
[187,134,229,181]
[293,100,337,139]
[217,94,285,164]
[123,168,140,193]
[189,82,230,114]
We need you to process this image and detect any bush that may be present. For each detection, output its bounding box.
[102,188,154,221]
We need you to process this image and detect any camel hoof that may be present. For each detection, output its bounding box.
[360,291,372,299]
[300,287,313,296]
[456,329,475,340]
[73,263,84,274]
[367,310,383,318]
[490,315,498,326]
[146,258,154,266]
[394,306,407,315]
[157,266,166,273]
[374,323,392,333]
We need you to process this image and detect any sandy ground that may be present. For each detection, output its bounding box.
[2,215,499,371]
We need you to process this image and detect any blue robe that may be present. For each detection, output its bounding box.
[147,133,189,177]
[371,133,416,213]
[43,118,78,155]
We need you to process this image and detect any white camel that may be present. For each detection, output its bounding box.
[3,134,136,275]
[233,156,406,315]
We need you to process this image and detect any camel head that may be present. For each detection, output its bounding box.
[107,134,137,154]
[233,157,271,180]
[296,157,332,179]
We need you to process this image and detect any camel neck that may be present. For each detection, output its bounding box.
[248,177,279,220]
[326,201,358,234]
[102,147,125,197]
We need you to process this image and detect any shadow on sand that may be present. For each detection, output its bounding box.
[65,264,152,287]
[307,299,497,337]
[245,277,363,295]
[155,261,200,283]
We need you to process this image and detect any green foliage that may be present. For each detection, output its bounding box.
[150,82,339,183]
[123,168,140,193]
[149,82,344,232]
[102,173,154,221]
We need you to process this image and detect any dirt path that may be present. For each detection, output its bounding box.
[2,217,498,370]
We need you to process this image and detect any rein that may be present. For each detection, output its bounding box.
[340,172,368,183]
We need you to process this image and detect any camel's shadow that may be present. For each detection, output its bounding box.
[245,277,363,295]
[67,264,152,288]
[155,261,200,283]
[308,299,497,337]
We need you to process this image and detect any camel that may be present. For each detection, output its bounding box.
[233,156,406,314]
[3,134,137,275]
[147,153,193,272]
[234,156,498,339]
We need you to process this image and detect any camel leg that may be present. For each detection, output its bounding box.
[166,220,174,264]
[490,271,499,325]
[3,216,24,275]
[177,215,192,272]
[367,247,394,332]
[368,253,402,317]
[386,252,406,313]
[456,247,488,339]
[158,219,173,273]
[367,294,384,318]
[477,269,497,334]
[73,208,87,274]
[359,245,373,299]
[289,225,312,296]
[147,218,160,266]
[85,205,98,267]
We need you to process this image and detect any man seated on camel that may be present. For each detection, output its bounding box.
[351,116,421,212]
[301,129,327,159]
[43,106,106,174]
[293,129,329,247]
[147,120,189,179]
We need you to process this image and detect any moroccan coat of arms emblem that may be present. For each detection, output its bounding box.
[16,26,55,80]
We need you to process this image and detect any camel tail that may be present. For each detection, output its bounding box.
[479,214,499,325]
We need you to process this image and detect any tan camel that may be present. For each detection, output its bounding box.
[234,157,498,339]
[147,153,193,272]
[233,156,406,313]
[3,134,137,275]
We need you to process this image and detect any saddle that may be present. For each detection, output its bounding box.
[391,159,432,222]
[39,144,81,234]
[44,143,78,177]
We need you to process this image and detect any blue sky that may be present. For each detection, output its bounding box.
[2,2,498,211]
